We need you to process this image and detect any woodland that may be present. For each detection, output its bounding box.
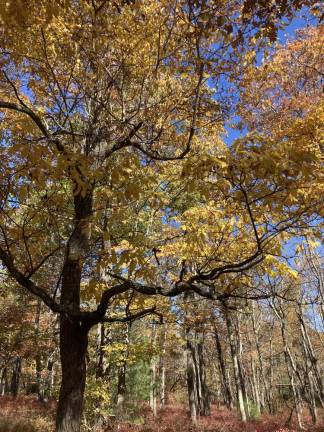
[0,1,323,432]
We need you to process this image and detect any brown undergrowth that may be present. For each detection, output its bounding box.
[0,396,55,432]
[0,397,323,432]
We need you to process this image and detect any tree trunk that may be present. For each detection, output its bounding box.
[116,323,130,421]
[96,323,105,378]
[56,318,88,432]
[236,314,249,416]
[271,301,303,430]
[35,299,43,401]
[214,325,233,408]
[150,322,158,418]
[298,308,324,406]
[0,367,8,395]
[186,328,198,426]
[196,336,210,416]
[55,192,92,432]
[223,305,247,422]
[44,357,55,399]
[10,357,21,397]
[251,303,271,412]
[116,363,127,421]
[160,326,167,408]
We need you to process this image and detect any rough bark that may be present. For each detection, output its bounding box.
[55,192,92,432]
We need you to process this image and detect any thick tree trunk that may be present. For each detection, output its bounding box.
[55,192,92,432]
[56,318,88,432]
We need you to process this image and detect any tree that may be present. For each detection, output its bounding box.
[0,1,322,431]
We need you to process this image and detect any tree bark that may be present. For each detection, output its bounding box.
[116,323,130,421]
[56,319,89,432]
[271,301,303,430]
[10,357,21,397]
[116,363,127,421]
[186,327,198,426]
[34,299,44,401]
[223,304,247,422]
[196,336,210,416]
[55,192,92,432]
[0,367,8,396]
[214,324,233,408]
[150,322,158,418]
[251,303,271,412]
[160,326,167,408]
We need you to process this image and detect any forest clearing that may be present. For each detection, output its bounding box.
[0,1,323,431]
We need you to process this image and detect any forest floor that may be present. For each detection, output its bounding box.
[0,396,323,432]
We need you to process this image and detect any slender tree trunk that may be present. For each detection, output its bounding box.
[160,326,167,408]
[116,323,130,421]
[236,314,249,416]
[150,322,157,418]
[0,367,8,395]
[271,302,303,430]
[250,357,261,414]
[186,327,198,426]
[268,321,275,413]
[116,363,127,421]
[298,308,318,423]
[196,336,210,416]
[34,300,44,401]
[44,357,55,399]
[214,325,233,408]
[96,323,105,378]
[223,305,247,422]
[298,308,324,406]
[10,357,21,397]
[251,303,271,412]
